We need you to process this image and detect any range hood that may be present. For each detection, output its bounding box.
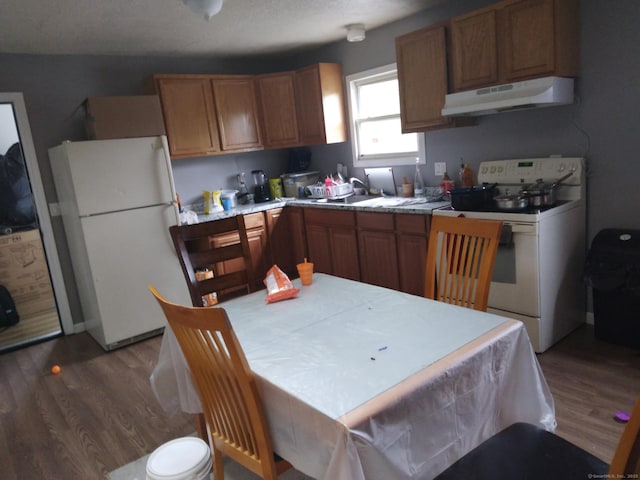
[441,76,574,117]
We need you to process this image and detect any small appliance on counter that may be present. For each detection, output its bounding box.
[281,171,320,198]
[252,169,271,203]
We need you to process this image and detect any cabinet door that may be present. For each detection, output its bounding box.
[395,25,455,132]
[359,230,399,290]
[155,76,220,158]
[257,72,300,149]
[295,63,347,145]
[500,0,556,81]
[328,227,360,281]
[450,9,499,91]
[396,213,429,296]
[305,224,333,275]
[211,76,263,151]
[304,208,358,280]
[265,207,297,276]
[357,212,399,289]
[247,226,268,285]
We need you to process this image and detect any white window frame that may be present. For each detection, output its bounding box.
[346,63,425,168]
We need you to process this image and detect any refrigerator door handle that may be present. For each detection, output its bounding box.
[157,135,181,226]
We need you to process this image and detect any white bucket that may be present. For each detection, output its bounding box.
[146,437,212,480]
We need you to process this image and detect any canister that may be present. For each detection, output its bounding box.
[269,178,283,199]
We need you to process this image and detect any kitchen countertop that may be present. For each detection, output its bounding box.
[193,197,450,223]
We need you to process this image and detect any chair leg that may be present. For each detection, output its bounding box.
[194,413,208,442]
[213,447,225,479]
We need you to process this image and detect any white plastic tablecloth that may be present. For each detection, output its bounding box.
[151,273,555,479]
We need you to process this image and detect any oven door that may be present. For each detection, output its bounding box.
[488,221,539,317]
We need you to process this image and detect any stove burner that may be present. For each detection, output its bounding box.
[446,200,569,214]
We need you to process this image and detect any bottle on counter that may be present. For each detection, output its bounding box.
[461,163,474,188]
[414,158,425,197]
[440,172,454,194]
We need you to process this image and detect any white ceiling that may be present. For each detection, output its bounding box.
[0,0,447,57]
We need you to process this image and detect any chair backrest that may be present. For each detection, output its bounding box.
[149,286,281,479]
[610,395,640,475]
[424,215,503,311]
[170,216,254,306]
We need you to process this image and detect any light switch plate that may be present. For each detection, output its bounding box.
[435,162,447,176]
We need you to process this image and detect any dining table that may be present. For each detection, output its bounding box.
[150,273,556,480]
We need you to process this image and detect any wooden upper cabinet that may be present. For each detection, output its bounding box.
[295,63,347,145]
[211,76,262,151]
[256,72,300,149]
[396,25,461,132]
[154,75,220,158]
[450,10,499,91]
[450,0,579,91]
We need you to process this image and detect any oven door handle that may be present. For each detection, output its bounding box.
[503,222,536,234]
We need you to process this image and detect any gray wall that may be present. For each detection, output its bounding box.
[1,0,638,326]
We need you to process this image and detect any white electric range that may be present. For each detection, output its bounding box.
[433,157,586,352]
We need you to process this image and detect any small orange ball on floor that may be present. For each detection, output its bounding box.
[51,365,61,375]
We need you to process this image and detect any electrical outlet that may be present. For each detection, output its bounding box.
[434,162,447,176]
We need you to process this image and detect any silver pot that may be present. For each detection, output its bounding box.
[495,194,529,211]
[521,172,573,207]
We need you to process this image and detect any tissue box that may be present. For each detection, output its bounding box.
[84,95,166,140]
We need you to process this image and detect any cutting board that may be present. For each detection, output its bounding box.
[364,167,397,196]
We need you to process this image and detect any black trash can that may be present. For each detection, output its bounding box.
[584,229,640,349]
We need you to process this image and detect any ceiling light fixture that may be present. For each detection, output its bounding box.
[346,23,366,42]
[183,0,224,20]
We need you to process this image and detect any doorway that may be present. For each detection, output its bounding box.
[0,93,72,352]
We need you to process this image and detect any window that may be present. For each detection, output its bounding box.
[346,63,425,168]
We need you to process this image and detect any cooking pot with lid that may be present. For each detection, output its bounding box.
[495,194,529,211]
[520,172,573,207]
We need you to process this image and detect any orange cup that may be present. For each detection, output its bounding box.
[296,258,314,286]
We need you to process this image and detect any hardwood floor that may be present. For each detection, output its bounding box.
[0,324,638,480]
[0,332,193,480]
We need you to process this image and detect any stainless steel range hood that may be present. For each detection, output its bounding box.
[441,76,574,117]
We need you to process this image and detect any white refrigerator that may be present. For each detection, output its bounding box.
[49,136,191,350]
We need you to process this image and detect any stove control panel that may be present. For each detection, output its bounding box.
[478,157,584,185]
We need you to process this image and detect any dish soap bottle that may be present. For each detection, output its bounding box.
[414,158,425,197]
[461,163,474,188]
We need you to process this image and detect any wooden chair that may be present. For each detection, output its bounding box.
[435,395,640,479]
[424,215,503,311]
[169,216,255,307]
[149,286,293,480]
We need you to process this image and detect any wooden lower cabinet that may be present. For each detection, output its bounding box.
[210,212,267,289]
[357,212,400,290]
[396,213,430,296]
[264,207,305,277]
[304,209,360,281]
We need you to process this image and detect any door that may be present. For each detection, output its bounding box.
[0,93,71,351]
[154,76,221,158]
[79,204,190,348]
[488,222,539,316]
[57,136,174,216]
[211,76,262,151]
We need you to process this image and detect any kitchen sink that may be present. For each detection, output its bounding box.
[349,196,433,207]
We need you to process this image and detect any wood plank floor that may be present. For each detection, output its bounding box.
[0,324,638,480]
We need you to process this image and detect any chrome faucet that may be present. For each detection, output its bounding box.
[349,177,369,192]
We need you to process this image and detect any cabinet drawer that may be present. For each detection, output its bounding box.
[304,208,355,227]
[357,212,394,231]
[244,212,265,229]
[396,213,428,234]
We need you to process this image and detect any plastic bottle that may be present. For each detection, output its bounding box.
[440,172,454,194]
[461,163,474,188]
[414,159,425,197]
